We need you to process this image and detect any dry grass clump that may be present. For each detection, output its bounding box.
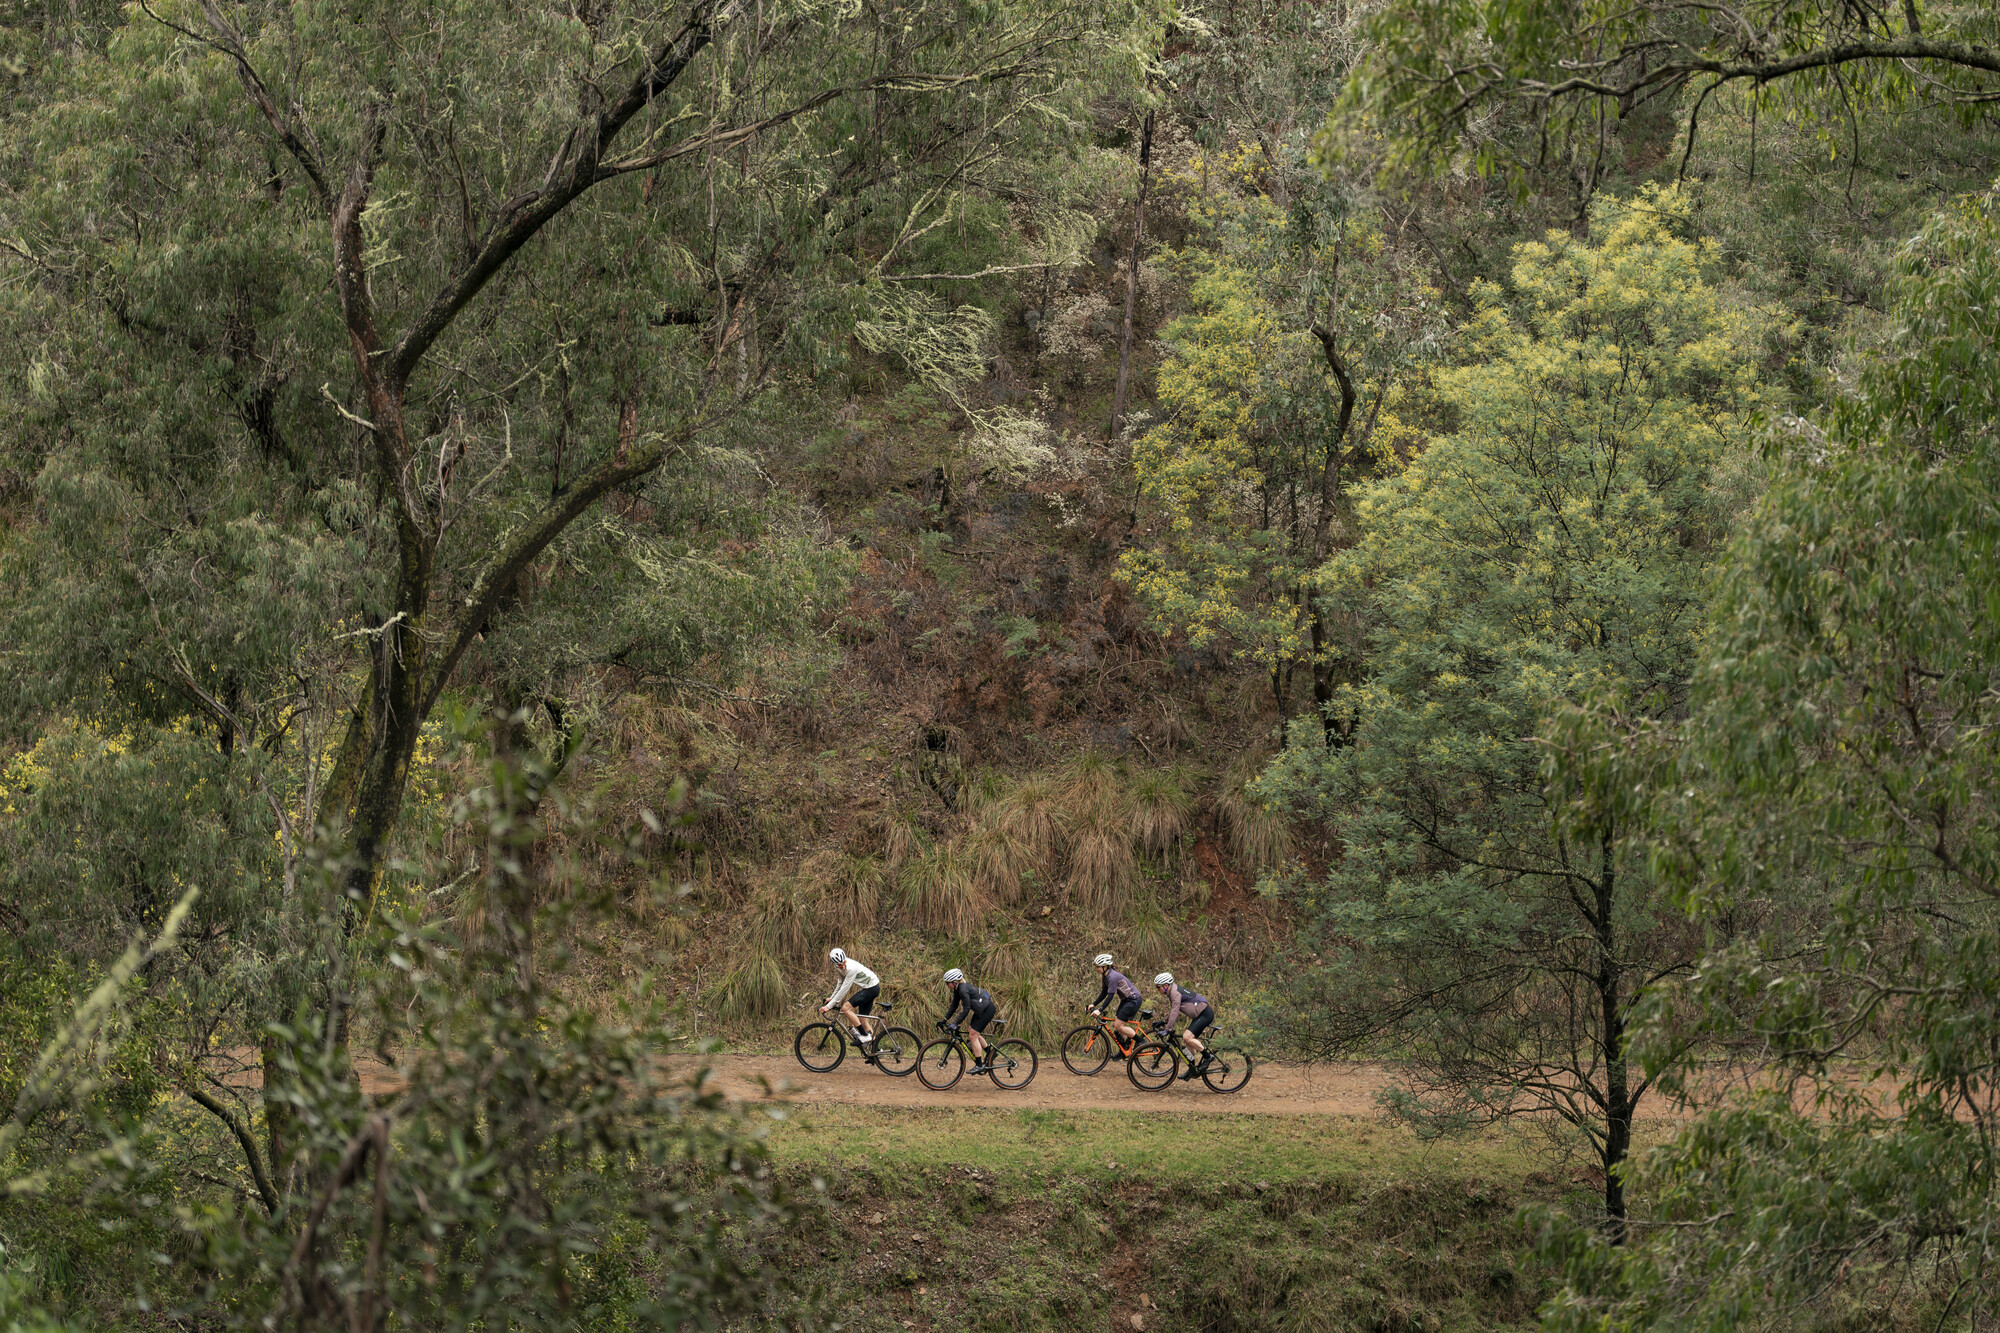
[964,817,1032,905]
[992,775,1063,889]
[991,975,1057,1048]
[1061,754,1136,917]
[1129,766,1193,858]
[1123,892,1179,967]
[882,814,924,873]
[712,948,787,1022]
[899,843,989,937]
[745,877,818,963]
[1220,752,1292,873]
[961,769,1009,820]
[979,920,1034,983]
[800,851,883,936]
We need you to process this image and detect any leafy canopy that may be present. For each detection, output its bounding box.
[1535,188,2000,1333]
[1261,185,1766,1228]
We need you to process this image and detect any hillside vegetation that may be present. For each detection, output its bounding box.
[3,0,1999,1329]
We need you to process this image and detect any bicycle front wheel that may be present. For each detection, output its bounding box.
[986,1039,1038,1090]
[793,1022,847,1073]
[1200,1048,1254,1094]
[917,1039,965,1090]
[872,1027,920,1077]
[1126,1040,1178,1091]
[1059,1025,1110,1076]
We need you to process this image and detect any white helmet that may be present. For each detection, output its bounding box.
[943,968,964,984]
[1154,972,1175,986]
[829,947,846,964]
[1094,953,1115,967]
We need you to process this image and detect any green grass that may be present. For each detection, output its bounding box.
[760,1105,1540,1190]
[736,1106,1569,1332]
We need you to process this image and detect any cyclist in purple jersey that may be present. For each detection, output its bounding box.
[1151,972,1217,1080]
[1089,952,1144,1042]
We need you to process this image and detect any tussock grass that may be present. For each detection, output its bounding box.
[991,775,1062,889]
[991,975,1057,1048]
[1122,891,1179,969]
[712,948,787,1021]
[961,768,1008,819]
[1220,752,1291,874]
[899,843,989,936]
[1129,765,1193,858]
[1060,754,1135,917]
[745,877,818,963]
[979,920,1034,983]
[963,818,1032,905]
[882,814,923,872]
[801,851,883,936]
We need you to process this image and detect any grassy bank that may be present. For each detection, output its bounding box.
[747,1107,1576,1332]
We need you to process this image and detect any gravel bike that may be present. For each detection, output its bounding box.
[793,1002,919,1077]
[1058,1007,1155,1075]
[1126,1028,1253,1093]
[917,1018,1037,1090]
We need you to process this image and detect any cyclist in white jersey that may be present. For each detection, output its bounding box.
[822,948,883,1054]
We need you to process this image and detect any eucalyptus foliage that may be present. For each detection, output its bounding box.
[1119,137,1448,723]
[1533,189,2000,1332]
[1261,186,1766,1231]
[4,733,798,1330]
[1335,0,2000,192]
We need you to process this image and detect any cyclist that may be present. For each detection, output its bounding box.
[822,948,883,1058]
[938,968,998,1073]
[1152,972,1216,1080]
[1088,952,1144,1045]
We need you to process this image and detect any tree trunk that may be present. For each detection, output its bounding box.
[1307,324,1359,744]
[1594,837,1632,1242]
[1108,108,1154,440]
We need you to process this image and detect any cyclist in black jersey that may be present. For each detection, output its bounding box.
[938,968,998,1072]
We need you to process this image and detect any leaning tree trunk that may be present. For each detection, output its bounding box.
[1108,108,1154,440]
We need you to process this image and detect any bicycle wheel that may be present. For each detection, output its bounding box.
[1199,1048,1254,1094]
[1059,1025,1111,1076]
[872,1027,920,1077]
[917,1039,965,1090]
[985,1039,1039,1090]
[793,1022,847,1073]
[1126,1040,1179,1091]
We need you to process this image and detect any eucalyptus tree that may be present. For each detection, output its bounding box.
[0,0,1157,1241]
[1260,187,1767,1234]
[1340,0,2000,190]
[0,0,1151,923]
[1534,190,2000,1332]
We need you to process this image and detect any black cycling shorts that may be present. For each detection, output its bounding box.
[850,984,881,1015]
[1186,1005,1215,1040]
[1115,996,1141,1022]
[967,1001,997,1033]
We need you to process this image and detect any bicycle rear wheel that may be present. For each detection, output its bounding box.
[872,1027,920,1077]
[793,1022,847,1073]
[1126,1040,1178,1091]
[1199,1048,1253,1094]
[1059,1025,1110,1076]
[985,1039,1038,1090]
[917,1039,965,1090]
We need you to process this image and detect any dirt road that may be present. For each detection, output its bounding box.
[242,1050,1726,1119]
[679,1053,1400,1116]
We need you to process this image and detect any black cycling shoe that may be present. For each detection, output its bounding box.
[969,1063,993,1075]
